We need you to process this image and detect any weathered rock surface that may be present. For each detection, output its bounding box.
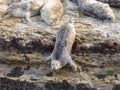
[40,0,63,25]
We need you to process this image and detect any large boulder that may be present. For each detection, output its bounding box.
[40,0,63,25]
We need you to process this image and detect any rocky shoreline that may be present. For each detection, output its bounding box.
[0,0,120,90]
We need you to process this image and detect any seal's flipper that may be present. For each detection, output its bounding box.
[42,55,51,62]
[24,13,32,22]
[69,59,77,71]
[3,14,12,19]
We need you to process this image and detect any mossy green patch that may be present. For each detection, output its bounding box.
[76,34,86,41]
[106,69,114,76]
[78,10,84,17]
[112,61,120,67]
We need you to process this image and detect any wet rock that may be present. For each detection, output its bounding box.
[76,84,97,90]
[96,0,120,8]
[45,80,74,90]
[0,77,42,90]
[24,65,31,70]
[0,37,54,53]
[7,66,24,77]
[77,0,115,21]
[95,71,107,79]
[0,77,98,90]
[112,84,120,90]
[103,39,120,51]
[45,80,97,90]
[46,72,53,77]
[40,0,63,25]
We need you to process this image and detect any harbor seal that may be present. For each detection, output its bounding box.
[0,0,21,5]
[43,21,77,71]
[96,0,120,8]
[4,0,46,22]
[40,0,63,25]
[77,0,115,21]
[0,4,8,18]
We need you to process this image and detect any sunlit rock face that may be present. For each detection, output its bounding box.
[40,0,63,25]
[77,0,115,21]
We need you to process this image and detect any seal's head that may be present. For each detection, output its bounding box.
[51,60,62,70]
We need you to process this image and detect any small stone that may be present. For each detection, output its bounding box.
[24,65,31,70]
[96,72,107,79]
[7,66,24,77]
[46,72,53,77]
[112,84,120,90]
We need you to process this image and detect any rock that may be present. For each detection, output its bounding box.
[7,66,24,77]
[0,4,8,18]
[0,77,42,90]
[112,84,120,90]
[0,77,98,90]
[40,0,63,25]
[96,0,120,8]
[46,72,53,77]
[103,39,120,50]
[77,0,115,21]
[96,71,107,79]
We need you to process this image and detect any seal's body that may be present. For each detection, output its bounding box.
[96,0,120,8]
[77,0,115,21]
[4,0,46,22]
[40,0,63,25]
[43,22,77,71]
[0,4,8,18]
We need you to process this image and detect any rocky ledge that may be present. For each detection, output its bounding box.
[0,0,120,90]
